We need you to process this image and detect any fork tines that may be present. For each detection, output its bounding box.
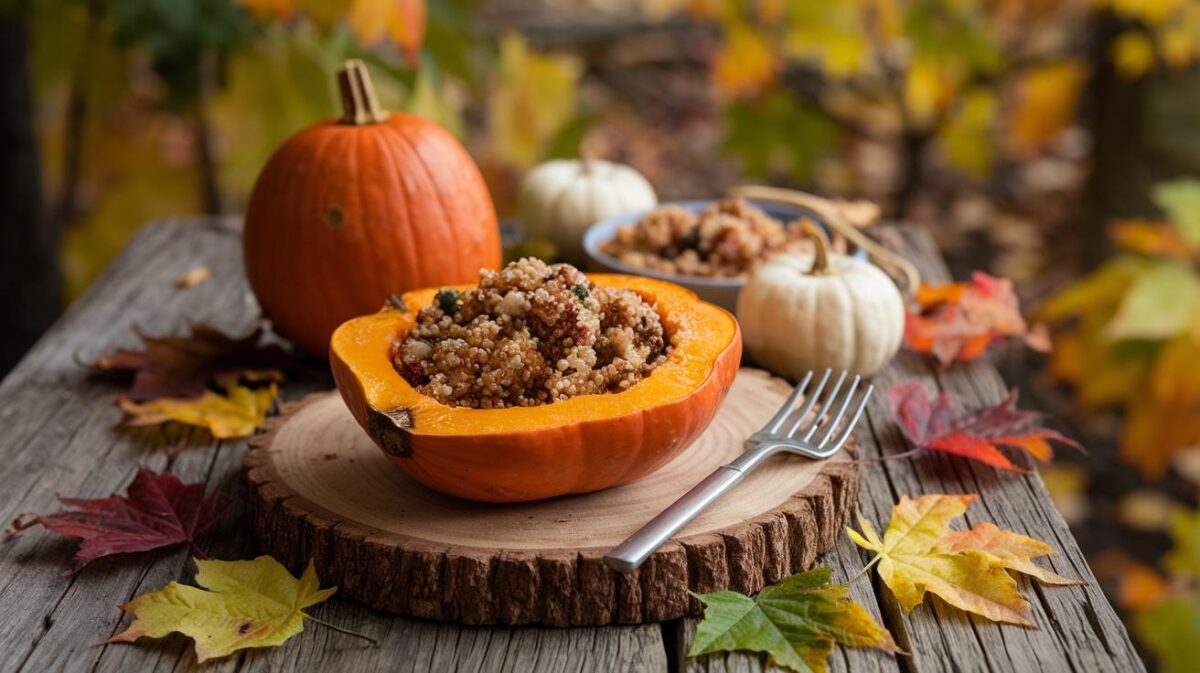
[756,369,874,456]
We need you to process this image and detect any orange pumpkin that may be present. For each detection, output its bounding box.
[244,59,501,356]
[330,275,742,502]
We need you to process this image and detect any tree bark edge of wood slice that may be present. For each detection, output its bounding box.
[244,368,859,626]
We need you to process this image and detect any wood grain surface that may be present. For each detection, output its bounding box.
[244,371,856,625]
[0,217,1145,672]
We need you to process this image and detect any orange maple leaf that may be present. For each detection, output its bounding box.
[905,271,1050,365]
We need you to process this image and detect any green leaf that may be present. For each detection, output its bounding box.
[1135,595,1200,673]
[782,3,868,78]
[110,0,254,106]
[723,92,839,182]
[1105,262,1200,341]
[1154,179,1200,245]
[539,114,594,162]
[688,567,898,673]
[1038,257,1145,322]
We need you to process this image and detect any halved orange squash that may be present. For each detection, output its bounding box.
[330,274,742,502]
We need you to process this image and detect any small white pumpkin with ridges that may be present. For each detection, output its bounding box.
[737,223,905,378]
[519,159,657,264]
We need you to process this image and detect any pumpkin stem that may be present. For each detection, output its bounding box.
[338,59,390,125]
[801,220,833,275]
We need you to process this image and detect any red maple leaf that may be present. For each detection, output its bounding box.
[886,382,1082,472]
[904,272,1050,365]
[8,469,223,574]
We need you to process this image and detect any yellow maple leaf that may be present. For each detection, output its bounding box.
[1111,30,1157,78]
[905,58,958,128]
[109,556,336,662]
[940,88,997,177]
[1009,61,1088,156]
[346,0,426,66]
[781,4,869,79]
[712,24,779,98]
[487,32,581,169]
[848,494,1078,626]
[1121,337,1200,476]
[941,522,1083,586]
[1103,0,1185,26]
[119,384,277,439]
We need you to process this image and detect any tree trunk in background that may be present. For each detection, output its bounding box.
[0,14,62,375]
[1078,13,1157,268]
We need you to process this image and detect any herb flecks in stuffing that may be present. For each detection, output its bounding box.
[394,258,670,409]
[435,288,460,316]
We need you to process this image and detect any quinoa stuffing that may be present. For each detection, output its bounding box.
[395,258,670,408]
[600,198,816,278]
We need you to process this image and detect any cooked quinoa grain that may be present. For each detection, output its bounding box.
[600,198,816,278]
[395,258,670,408]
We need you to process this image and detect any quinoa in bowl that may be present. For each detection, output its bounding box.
[394,258,670,409]
[598,198,816,278]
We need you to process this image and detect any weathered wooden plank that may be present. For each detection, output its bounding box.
[675,225,1143,673]
[0,218,670,673]
[0,219,253,673]
[878,228,1145,672]
[0,217,1141,673]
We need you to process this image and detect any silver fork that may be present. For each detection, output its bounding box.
[603,369,874,572]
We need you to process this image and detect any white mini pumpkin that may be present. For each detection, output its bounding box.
[737,223,905,378]
[518,159,657,264]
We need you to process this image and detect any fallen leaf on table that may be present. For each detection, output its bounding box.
[109,556,335,662]
[8,469,222,574]
[904,271,1049,365]
[940,522,1081,586]
[175,265,212,289]
[848,493,1079,626]
[95,323,297,402]
[120,384,277,438]
[887,381,1081,472]
[688,566,899,673]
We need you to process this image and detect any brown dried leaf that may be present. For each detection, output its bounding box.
[95,323,298,402]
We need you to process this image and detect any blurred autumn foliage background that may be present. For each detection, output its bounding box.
[2,0,1200,667]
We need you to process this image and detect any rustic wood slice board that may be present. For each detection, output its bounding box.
[244,368,859,626]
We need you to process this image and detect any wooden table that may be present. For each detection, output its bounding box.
[0,218,1144,673]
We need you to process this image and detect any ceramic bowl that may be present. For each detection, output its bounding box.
[582,199,832,314]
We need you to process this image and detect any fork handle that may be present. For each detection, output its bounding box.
[603,466,745,572]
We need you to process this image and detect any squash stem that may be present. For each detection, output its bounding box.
[337,59,389,125]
